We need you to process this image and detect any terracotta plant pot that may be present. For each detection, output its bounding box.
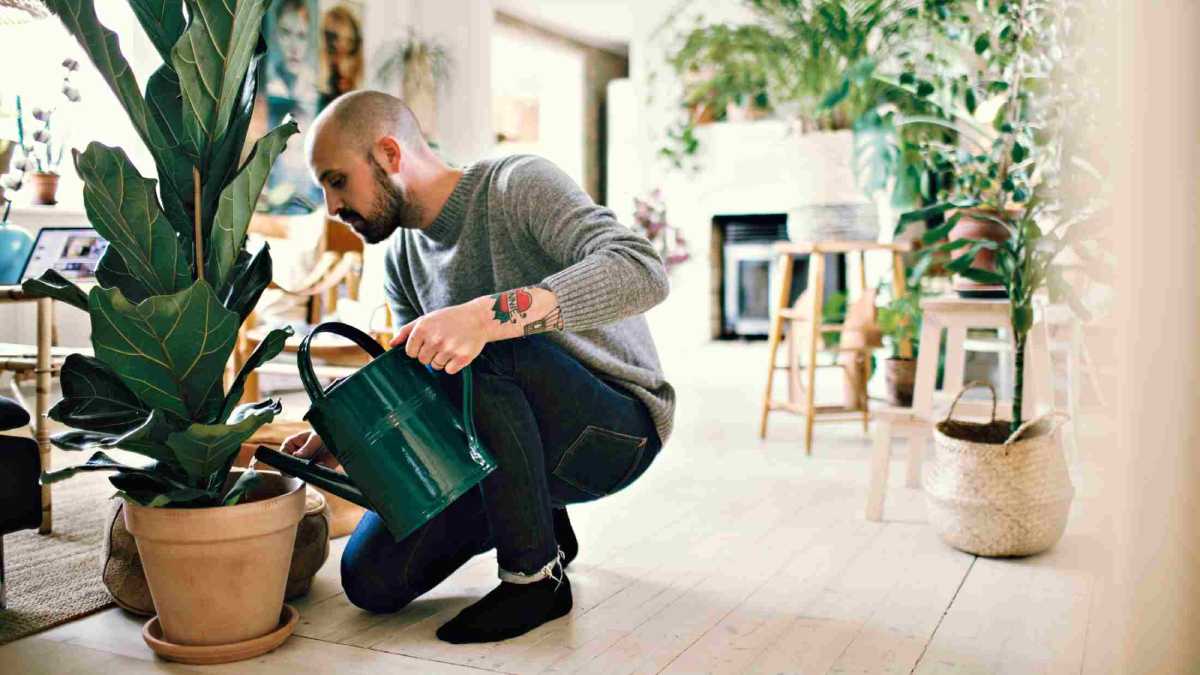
[724,100,769,122]
[122,471,305,647]
[30,172,59,206]
[885,357,916,407]
[948,208,1013,295]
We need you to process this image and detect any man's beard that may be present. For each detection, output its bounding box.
[337,156,423,244]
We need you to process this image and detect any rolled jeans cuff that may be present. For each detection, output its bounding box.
[498,551,562,585]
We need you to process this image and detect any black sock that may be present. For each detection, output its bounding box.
[553,508,578,568]
[436,567,572,644]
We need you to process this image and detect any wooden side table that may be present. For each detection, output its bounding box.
[759,240,913,453]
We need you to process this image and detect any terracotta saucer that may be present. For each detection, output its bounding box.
[142,604,300,665]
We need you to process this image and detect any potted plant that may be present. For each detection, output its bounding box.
[4,60,83,206]
[374,28,450,145]
[659,1,935,236]
[891,0,1107,556]
[22,0,305,661]
[876,284,922,406]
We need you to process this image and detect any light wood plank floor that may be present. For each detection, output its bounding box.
[0,264,1109,673]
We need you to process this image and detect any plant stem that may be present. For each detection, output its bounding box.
[1012,331,1026,433]
[193,167,204,283]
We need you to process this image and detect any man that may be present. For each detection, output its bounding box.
[284,91,675,644]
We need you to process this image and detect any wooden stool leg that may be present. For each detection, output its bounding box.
[912,317,942,421]
[804,253,826,454]
[36,298,52,535]
[860,352,870,432]
[760,253,794,439]
[943,323,967,398]
[866,419,892,521]
[787,321,801,405]
[905,426,926,489]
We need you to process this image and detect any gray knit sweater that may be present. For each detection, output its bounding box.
[382,155,675,444]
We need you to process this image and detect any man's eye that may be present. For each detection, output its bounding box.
[330,177,345,189]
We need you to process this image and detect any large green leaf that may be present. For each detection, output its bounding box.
[48,354,148,433]
[19,269,88,311]
[146,64,199,244]
[222,242,273,322]
[208,119,299,289]
[171,0,269,160]
[111,470,213,507]
[127,0,186,63]
[89,281,238,419]
[76,143,192,297]
[166,398,279,482]
[45,0,171,170]
[51,409,185,464]
[41,451,145,484]
[218,326,292,422]
[94,246,152,303]
[201,38,267,235]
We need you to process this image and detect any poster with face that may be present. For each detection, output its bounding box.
[262,0,322,214]
[318,1,364,109]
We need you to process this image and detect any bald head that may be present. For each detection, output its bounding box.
[305,91,451,244]
[307,90,428,159]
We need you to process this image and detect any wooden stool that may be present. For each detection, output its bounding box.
[863,295,1055,521]
[760,240,912,453]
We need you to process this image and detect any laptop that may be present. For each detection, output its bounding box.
[19,227,109,285]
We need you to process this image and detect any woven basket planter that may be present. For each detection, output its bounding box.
[925,383,1074,557]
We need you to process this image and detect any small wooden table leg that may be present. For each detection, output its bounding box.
[804,253,825,454]
[760,253,794,438]
[865,419,892,521]
[36,298,52,535]
[943,323,968,398]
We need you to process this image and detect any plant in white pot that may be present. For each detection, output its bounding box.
[21,0,305,661]
[891,0,1108,556]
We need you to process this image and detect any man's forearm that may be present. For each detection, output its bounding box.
[474,286,564,342]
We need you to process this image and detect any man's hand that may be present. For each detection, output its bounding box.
[389,287,563,374]
[281,430,340,470]
[389,298,492,375]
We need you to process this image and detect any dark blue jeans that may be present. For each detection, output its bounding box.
[340,336,662,613]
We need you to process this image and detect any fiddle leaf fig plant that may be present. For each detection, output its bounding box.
[20,0,300,507]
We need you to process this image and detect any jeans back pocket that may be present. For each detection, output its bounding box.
[552,426,648,498]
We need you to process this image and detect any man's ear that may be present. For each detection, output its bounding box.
[375,136,403,173]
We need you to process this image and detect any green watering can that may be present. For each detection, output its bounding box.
[254,322,496,541]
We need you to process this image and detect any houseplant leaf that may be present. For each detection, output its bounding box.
[207,118,299,289]
[48,354,148,433]
[76,143,191,297]
[218,326,292,422]
[41,450,146,484]
[146,64,200,244]
[51,409,185,464]
[171,0,269,160]
[89,281,238,419]
[166,398,280,482]
[94,242,152,303]
[127,0,186,63]
[222,468,261,506]
[45,0,172,171]
[201,37,268,237]
[19,269,88,311]
[221,242,273,322]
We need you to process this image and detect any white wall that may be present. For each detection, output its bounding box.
[365,0,494,166]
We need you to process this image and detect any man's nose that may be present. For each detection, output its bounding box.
[324,191,342,217]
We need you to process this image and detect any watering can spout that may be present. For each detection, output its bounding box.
[253,445,372,510]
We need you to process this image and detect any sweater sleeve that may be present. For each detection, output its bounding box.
[501,156,670,332]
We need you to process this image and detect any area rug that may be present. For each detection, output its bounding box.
[0,468,115,645]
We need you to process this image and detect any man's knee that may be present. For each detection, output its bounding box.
[340,547,416,613]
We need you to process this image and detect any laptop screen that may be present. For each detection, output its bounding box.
[20,227,109,284]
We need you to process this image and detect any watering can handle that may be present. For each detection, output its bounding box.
[299,321,482,448]
[298,322,386,403]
